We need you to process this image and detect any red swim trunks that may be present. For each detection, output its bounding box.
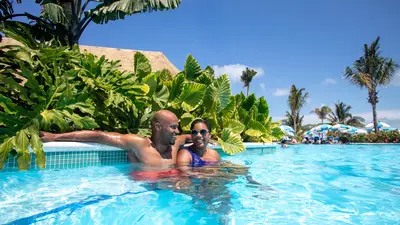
[130,169,182,181]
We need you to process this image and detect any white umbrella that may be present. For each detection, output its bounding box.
[365,121,390,129]
[355,129,368,134]
[310,124,332,132]
[331,124,352,131]
[280,125,295,136]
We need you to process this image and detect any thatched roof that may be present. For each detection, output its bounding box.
[0,37,180,75]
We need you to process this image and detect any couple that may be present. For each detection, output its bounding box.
[40,110,220,169]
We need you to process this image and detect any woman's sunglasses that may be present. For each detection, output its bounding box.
[191,129,209,136]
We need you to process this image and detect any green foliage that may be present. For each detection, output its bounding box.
[2,0,182,46]
[349,130,400,143]
[0,34,280,170]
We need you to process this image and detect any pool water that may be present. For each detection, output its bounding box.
[1,145,400,224]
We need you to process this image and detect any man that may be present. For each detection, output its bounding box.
[40,110,191,167]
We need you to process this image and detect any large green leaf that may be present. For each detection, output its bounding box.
[142,73,158,97]
[195,73,212,85]
[41,3,69,25]
[0,137,14,169]
[178,82,206,112]
[241,94,256,111]
[271,127,285,140]
[40,110,70,132]
[91,0,182,24]
[134,52,151,80]
[127,84,150,95]
[213,74,231,111]
[153,85,169,108]
[223,119,245,134]
[0,94,18,114]
[168,73,185,101]
[218,128,245,155]
[245,120,267,137]
[27,121,45,169]
[203,74,231,111]
[63,111,99,130]
[14,130,30,170]
[219,98,236,119]
[184,55,202,81]
[180,113,194,131]
[258,96,269,115]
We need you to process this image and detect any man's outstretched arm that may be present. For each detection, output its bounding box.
[40,130,142,150]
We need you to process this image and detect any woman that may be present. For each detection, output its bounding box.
[177,119,221,167]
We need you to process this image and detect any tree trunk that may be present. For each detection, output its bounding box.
[368,88,379,134]
[246,85,249,97]
[293,114,297,133]
[372,103,378,133]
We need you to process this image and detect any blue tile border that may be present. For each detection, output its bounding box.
[4,150,128,171]
[2,142,277,171]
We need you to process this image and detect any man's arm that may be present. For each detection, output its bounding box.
[40,130,144,150]
[175,134,192,147]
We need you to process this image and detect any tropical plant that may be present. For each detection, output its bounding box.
[0,34,281,170]
[240,67,257,97]
[350,130,399,143]
[311,106,332,124]
[287,84,308,133]
[0,33,98,170]
[4,0,182,46]
[328,101,365,127]
[344,36,398,133]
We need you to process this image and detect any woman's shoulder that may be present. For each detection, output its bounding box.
[207,148,221,159]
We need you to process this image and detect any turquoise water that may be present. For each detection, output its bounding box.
[1,145,400,224]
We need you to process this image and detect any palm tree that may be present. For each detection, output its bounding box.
[346,116,365,127]
[328,101,352,124]
[287,84,309,133]
[283,111,304,133]
[311,106,332,124]
[2,0,182,46]
[328,101,365,127]
[344,36,398,133]
[240,67,257,97]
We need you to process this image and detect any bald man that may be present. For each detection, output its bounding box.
[40,110,191,166]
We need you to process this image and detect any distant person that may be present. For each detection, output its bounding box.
[40,110,191,167]
[281,139,288,148]
[177,119,221,167]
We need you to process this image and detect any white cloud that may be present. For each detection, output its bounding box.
[212,64,264,83]
[273,88,290,96]
[323,78,337,86]
[390,72,400,87]
[260,83,265,89]
[353,109,400,123]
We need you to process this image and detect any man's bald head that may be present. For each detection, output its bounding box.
[151,110,180,145]
[152,110,179,124]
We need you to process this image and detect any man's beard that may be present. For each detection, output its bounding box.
[169,139,176,145]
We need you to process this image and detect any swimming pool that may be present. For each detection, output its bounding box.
[1,144,399,224]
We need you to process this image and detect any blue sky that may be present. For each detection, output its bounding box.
[14,0,400,127]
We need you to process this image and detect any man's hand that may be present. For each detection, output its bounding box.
[40,131,56,142]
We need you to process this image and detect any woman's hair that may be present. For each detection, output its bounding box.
[190,118,211,130]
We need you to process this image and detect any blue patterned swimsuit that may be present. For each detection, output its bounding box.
[185,147,207,167]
